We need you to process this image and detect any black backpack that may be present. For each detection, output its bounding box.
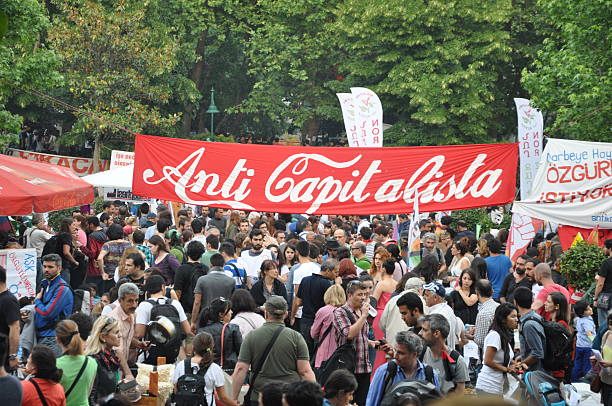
[382,360,436,394]
[144,298,183,364]
[317,307,357,385]
[380,379,442,406]
[520,316,575,372]
[173,358,211,406]
[41,235,62,257]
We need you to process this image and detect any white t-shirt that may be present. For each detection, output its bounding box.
[135,297,188,325]
[240,249,273,279]
[475,330,514,395]
[172,360,225,406]
[229,312,265,338]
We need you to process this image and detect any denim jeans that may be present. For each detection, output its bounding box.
[38,336,62,357]
[571,347,592,381]
[598,307,610,330]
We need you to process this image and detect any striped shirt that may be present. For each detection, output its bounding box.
[333,303,371,374]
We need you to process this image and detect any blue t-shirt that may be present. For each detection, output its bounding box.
[576,315,596,348]
[224,259,247,288]
[485,255,513,299]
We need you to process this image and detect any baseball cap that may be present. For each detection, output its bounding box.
[264,295,288,316]
[423,282,446,298]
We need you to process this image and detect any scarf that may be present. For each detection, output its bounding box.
[93,348,121,371]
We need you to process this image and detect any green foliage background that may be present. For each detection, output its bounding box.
[560,241,606,291]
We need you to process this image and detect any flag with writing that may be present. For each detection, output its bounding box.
[407,191,421,269]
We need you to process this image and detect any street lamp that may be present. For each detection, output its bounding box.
[206,87,220,138]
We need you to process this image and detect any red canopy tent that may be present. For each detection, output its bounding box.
[0,153,94,215]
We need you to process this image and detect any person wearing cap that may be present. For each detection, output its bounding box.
[231,295,315,406]
[422,282,461,350]
[323,238,341,261]
[379,278,427,346]
[455,220,475,240]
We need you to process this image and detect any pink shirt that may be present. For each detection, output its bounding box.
[310,305,338,368]
[110,303,135,363]
[536,283,570,320]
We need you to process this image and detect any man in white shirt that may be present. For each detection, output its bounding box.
[290,241,320,327]
[422,282,461,350]
[239,229,273,283]
[24,214,53,258]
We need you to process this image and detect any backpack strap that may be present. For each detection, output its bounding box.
[244,326,284,402]
[424,365,435,385]
[184,358,192,374]
[442,350,459,383]
[30,379,49,406]
[227,262,247,288]
[382,360,398,394]
[65,356,89,398]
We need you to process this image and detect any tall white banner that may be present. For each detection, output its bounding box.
[0,248,37,299]
[336,93,359,147]
[351,87,383,147]
[514,98,543,200]
[512,138,612,229]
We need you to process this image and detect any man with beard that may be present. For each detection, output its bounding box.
[525,258,542,297]
[110,282,142,380]
[118,253,147,302]
[240,229,274,283]
[499,255,533,304]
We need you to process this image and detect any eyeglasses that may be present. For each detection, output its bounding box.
[102,317,116,332]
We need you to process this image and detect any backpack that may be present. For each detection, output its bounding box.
[419,348,461,384]
[73,289,92,315]
[144,298,183,364]
[173,358,211,406]
[317,308,357,385]
[382,360,436,393]
[190,263,209,299]
[41,235,62,257]
[226,262,248,289]
[380,379,442,406]
[520,316,575,373]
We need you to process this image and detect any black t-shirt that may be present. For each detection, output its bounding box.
[297,273,332,320]
[0,290,19,336]
[118,275,146,303]
[599,257,612,293]
[57,232,73,268]
[174,262,208,313]
[499,273,533,304]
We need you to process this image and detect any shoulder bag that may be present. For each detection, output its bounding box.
[243,326,284,406]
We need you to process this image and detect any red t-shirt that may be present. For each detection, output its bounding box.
[536,283,570,320]
[21,378,66,406]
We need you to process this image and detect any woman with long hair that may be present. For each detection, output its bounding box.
[21,345,66,406]
[278,243,297,284]
[165,229,185,264]
[225,211,241,241]
[55,320,97,406]
[197,298,242,374]
[311,285,346,371]
[148,234,180,285]
[412,254,441,283]
[250,259,288,310]
[448,239,471,283]
[58,217,81,284]
[369,247,391,284]
[172,332,238,406]
[470,257,488,280]
[475,303,519,395]
[228,289,265,339]
[85,316,129,403]
[544,292,572,381]
[450,268,479,325]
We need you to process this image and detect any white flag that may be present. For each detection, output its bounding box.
[514,98,543,200]
[336,93,359,147]
[407,190,421,269]
[350,87,383,147]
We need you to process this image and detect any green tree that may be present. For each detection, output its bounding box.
[0,0,62,148]
[333,0,514,146]
[47,0,180,165]
[522,0,611,141]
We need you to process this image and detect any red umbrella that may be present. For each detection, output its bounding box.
[0,153,94,215]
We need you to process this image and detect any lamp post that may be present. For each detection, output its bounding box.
[206,87,220,138]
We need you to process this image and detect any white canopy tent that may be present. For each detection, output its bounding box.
[82,165,133,188]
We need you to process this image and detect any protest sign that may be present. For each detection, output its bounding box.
[0,248,37,299]
[513,139,612,228]
[110,150,135,169]
[7,148,109,176]
[133,134,518,215]
[506,213,544,262]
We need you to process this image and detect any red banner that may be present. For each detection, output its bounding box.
[8,148,110,176]
[132,134,518,215]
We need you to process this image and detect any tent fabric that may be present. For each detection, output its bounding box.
[0,153,94,215]
[81,165,133,188]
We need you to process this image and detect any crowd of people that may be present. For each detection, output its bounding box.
[0,201,610,406]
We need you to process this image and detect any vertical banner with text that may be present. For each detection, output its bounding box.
[514,98,543,200]
[0,249,37,298]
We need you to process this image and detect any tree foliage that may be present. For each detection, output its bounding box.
[0,0,62,147]
[560,241,606,291]
[333,0,513,146]
[522,0,611,141]
[47,0,180,152]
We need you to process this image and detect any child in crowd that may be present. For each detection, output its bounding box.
[572,300,596,382]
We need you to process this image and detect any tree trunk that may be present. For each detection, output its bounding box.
[93,133,101,173]
[182,30,208,137]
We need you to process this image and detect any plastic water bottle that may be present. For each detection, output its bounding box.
[16,345,23,362]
